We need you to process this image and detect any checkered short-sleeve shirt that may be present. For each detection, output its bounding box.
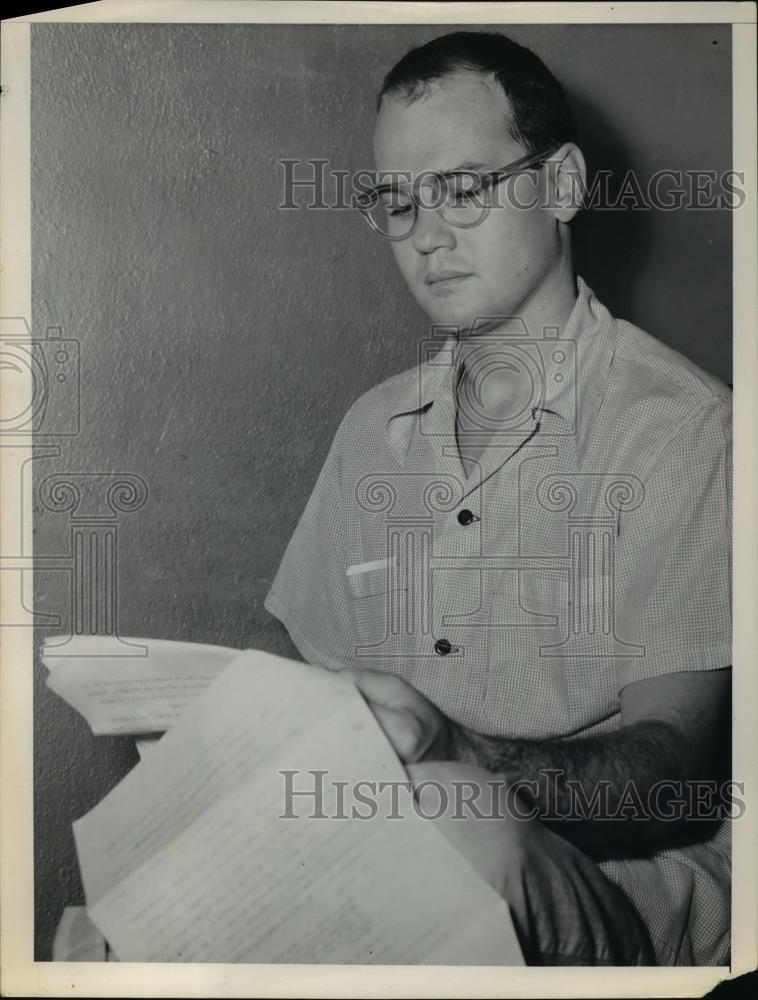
[265,278,732,965]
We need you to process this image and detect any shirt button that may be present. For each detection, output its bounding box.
[457,509,474,525]
[434,638,452,656]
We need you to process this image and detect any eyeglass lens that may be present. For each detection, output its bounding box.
[364,172,491,238]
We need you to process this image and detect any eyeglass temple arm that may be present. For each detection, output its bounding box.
[487,143,564,183]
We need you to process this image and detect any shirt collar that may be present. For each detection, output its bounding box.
[384,276,617,465]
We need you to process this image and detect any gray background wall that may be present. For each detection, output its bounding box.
[30,22,732,959]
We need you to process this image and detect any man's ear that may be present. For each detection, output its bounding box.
[548,143,587,224]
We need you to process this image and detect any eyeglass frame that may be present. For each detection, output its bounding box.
[355,142,565,241]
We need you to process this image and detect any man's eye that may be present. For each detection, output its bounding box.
[447,176,489,206]
[381,193,413,216]
[451,187,481,205]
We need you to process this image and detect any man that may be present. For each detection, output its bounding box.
[265,31,731,966]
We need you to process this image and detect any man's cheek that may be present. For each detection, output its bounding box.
[390,245,415,283]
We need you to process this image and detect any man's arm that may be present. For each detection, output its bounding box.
[348,666,731,857]
[450,668,731,855]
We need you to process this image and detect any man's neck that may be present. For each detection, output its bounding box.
[456,266,578,415]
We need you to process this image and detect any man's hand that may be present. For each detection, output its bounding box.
[344,668,451,763]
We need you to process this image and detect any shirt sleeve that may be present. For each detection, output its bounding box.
[614,396,732,689]
[264,418,357,671]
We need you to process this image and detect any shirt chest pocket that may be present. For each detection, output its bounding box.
[345,560,408,653]
[519,569,568,628]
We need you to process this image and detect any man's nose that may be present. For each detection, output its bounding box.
[410,203,457,255]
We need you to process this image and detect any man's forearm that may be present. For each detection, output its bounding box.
[446,719,716,855]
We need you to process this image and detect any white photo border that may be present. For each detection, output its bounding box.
[1,2,756,997]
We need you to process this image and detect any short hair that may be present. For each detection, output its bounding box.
[378,30,575,152]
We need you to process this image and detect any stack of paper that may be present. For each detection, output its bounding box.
[42,636,239,735]
[71,649,524,965]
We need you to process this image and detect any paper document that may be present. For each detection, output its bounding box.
[52,906,107,962]
[73,650,524,965]
[42,636,239,735]
[134,736,162,759]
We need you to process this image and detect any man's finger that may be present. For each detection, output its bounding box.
[370,704,425,763]
[346,667,426,711]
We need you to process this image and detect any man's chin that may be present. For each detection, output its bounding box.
[418,295,511,338]
[418,301,472,335]
[423,310,501,338]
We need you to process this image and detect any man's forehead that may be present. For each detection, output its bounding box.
[373,69,520,175]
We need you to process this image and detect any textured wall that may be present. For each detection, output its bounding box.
[30,22,732,959]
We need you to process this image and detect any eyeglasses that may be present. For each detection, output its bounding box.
[355,143,562,241]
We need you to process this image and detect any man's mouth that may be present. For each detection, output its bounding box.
[424,271,473,288]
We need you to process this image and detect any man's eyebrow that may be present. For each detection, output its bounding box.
[372,162,489,188]
[442,161,489,174]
